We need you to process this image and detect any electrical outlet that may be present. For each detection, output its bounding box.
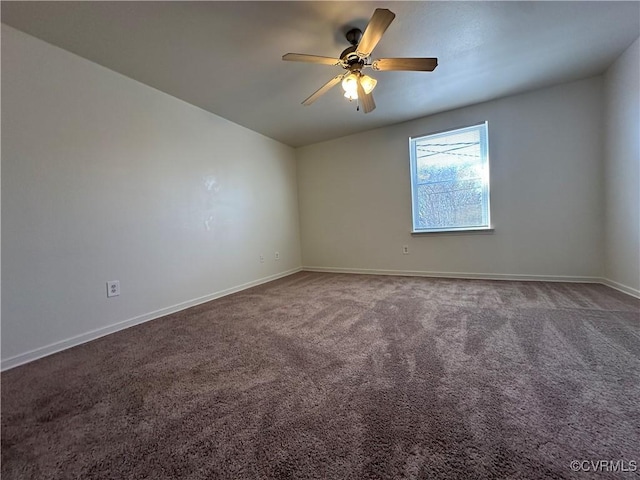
[275,251,280,260]
[107,280,120,297]
[260,254,265,263]
[402,245,409,255]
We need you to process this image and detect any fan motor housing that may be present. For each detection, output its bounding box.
[340,45,359,61]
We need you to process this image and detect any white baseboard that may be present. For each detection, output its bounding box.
[601,277,640,299]
[302,266,602,284]
[1,267,302,371]
[3,267,635,371]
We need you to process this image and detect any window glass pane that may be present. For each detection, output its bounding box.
[410,123,489,232]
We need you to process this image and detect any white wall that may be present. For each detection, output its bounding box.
[297,77,604,280]
[603,38,640,297]
[1,25,302,368]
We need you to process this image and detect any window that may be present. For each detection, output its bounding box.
[409,122,490,233]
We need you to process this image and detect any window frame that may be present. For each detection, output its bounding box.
[409,122,491,234]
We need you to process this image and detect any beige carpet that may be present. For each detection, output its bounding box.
[2,272,639,479]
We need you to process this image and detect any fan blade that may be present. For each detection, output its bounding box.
[283,53,342,66]
[372,58,438,72]
[356,77,376,114]
[302,74,345,106]
[356,9,396,57]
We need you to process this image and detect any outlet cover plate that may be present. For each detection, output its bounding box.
[107,280,120,297]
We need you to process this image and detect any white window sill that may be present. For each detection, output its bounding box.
[411,227,495,236]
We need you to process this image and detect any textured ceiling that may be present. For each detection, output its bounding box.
[2,1,639,147]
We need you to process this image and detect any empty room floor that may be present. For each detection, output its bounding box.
[2,272,639,479]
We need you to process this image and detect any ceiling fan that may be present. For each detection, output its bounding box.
[283,8,438,113]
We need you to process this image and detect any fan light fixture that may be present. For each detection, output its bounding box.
[342,73,377,100]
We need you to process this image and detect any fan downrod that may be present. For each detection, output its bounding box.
[341,28,365,65]
[345,28,363,46]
